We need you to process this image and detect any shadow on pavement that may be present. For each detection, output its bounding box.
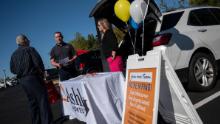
[0,84,85,124]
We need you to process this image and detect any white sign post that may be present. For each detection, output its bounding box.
[122,50,162,124]
[122,50,203,124]
[159,52,202,124]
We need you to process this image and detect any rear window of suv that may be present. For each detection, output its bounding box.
[210,8,220,23]
[160,11,184,31]
[188,8,220,26]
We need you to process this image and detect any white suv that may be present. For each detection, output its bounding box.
[153,6,220,91]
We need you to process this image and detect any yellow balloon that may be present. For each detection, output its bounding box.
[114,0,130,23]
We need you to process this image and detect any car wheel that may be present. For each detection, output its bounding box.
[188,52,217,91]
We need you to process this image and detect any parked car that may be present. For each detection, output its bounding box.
[153,6,220,91]
[89,0,161,71]
[45,68,59,81]
[44,68,61,88]
[0,77,18,88]
[0,82,5,88]
[75,50,103,74]
[90,1,220,91]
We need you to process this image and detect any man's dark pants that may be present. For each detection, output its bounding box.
[59,64,78,81]
[20,75,53,124]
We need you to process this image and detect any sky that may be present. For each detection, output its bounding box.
[0,0,189,78]
[0,0,98,78]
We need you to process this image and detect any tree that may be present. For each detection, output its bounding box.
[70,32,88,50]
[159,0,169,12]
[158,0,189,12]
[87,34,99,50]
[69,32,99,50]
[179,0,185,8]
[189,0,220,6]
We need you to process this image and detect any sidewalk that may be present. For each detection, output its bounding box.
[0,85,85,124]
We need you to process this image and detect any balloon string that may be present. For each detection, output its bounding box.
[126,23,135,54]
[134,30,137,54]
[144,0,150,19]
[142,20,144,56]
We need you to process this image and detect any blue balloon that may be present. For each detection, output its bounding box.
[129,18,139,29]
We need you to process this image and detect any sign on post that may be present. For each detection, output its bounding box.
[122,50,162,124]
[122,50,203,124]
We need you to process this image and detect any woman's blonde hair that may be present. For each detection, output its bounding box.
[98,18,111,30]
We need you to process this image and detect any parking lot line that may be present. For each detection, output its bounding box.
[194,91,220,109]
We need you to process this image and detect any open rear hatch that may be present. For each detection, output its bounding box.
[89,0,161,29]
[89,0,162,71]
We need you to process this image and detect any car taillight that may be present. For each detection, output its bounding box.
[79,63,85,70]
[152,33,172,47]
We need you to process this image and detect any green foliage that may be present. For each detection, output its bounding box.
[87,34,99,50]
[69,27,125,50]
[189,0,220,6]
[69,32,99,50]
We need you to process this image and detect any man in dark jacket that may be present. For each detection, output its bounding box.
[50,32,78,81]
[10,34,54,124]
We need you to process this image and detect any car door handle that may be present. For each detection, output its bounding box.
[198,29,207,32]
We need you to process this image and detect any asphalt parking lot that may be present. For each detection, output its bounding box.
[1,78,220,124]
[187,78,220,124]
[0,85,85,124]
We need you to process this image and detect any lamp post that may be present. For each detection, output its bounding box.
[3,69,6,88]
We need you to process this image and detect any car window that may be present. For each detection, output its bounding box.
[188,8,219,26]
[160,11,184,31]
[210,8,220,24]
